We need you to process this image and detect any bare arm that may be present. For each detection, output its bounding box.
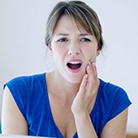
[1,86,28,135]
[73,108,128,138]
[101,108,128,138]
[73,113,98,138]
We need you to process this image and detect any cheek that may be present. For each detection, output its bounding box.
[83,46,97,58]
[52,47,66,60]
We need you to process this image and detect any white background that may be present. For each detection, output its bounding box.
[0,0,138,133]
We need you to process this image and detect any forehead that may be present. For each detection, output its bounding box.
[53,15,88,34]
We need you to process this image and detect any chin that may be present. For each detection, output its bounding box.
[66,75,83,84]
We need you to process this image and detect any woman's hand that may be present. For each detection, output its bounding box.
[71,61,100,138]
[71,61,100,116]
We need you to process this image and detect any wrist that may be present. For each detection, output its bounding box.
[73,111,90,121]
[73,111,98,138]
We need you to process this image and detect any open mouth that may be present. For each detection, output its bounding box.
[67,61,82,70]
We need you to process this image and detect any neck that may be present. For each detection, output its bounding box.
[46,71,81,98]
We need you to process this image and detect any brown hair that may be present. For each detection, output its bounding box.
[45,1,103,50]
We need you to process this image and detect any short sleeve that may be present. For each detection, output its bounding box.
[109,87,132,120]
[3,76,28,119]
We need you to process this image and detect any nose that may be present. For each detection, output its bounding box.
[68,42,81,56]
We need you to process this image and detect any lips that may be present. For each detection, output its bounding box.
[67,61,82,70]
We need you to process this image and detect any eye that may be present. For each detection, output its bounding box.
[81,38,91,42]
[57,37,68,42]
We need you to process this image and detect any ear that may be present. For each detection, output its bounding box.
[96,49,100,57]
[48,44,53,53]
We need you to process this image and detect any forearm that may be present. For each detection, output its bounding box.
[73,113,98,138]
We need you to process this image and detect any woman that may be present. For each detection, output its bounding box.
[2,1,131,138]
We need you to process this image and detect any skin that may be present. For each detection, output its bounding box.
[1,15,128,138]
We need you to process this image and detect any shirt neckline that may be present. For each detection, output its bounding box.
[43,73,102,138]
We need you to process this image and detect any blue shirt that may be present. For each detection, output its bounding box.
[4,73,131,137]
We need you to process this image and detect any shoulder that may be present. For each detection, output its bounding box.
[98,79,132,119]
[4,73,46,89]
[3,73,47,118]
[99,79,129,98]
[3,72,47,103]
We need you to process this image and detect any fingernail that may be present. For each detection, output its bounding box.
[87,65,91,70]
[85,74,88,79]
[92,62,96,66]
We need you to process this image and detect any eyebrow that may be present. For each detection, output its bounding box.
[56,33,90,36]
[56,33,69,36]
[78,33,90,36]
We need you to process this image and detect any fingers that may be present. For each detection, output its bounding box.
[86,61,98,95]
[87,61,97,79]
[79,74,88,95]
[78,61,98,95]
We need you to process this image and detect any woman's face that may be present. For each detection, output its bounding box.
[50,15,100,84]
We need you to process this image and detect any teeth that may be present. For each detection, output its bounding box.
[69,61,81,64]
